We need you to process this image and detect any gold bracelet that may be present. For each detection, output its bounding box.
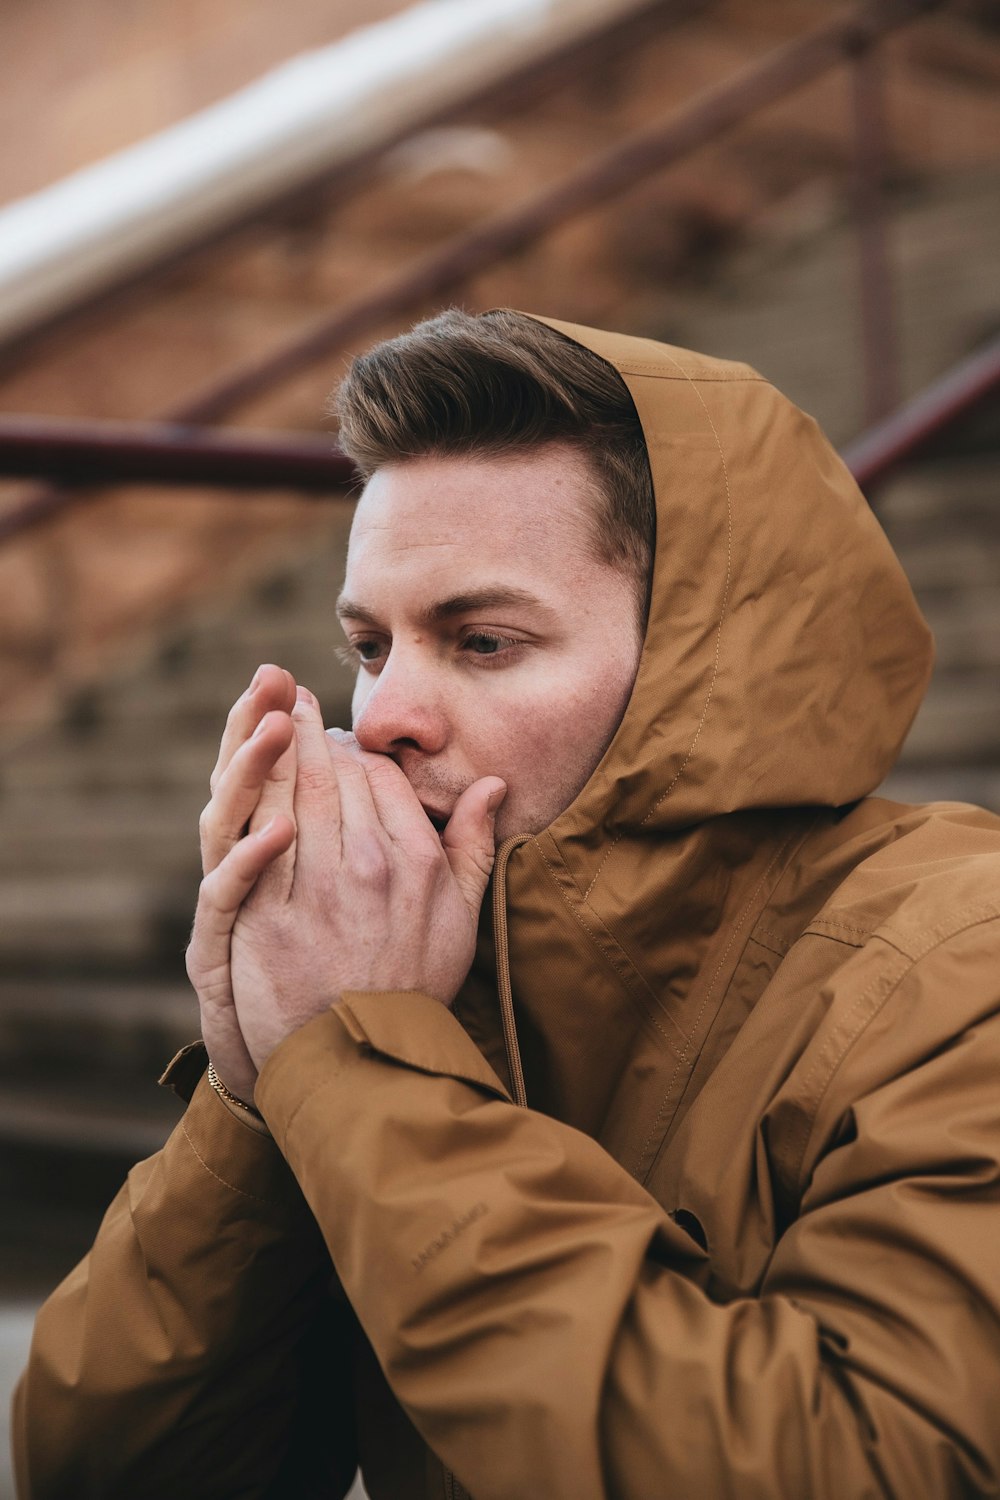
[207,1061,263,1119]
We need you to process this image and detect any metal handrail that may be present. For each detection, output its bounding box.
[0,416,353,492]
[0,0,948,549]
[842,333,1000,492]
[0,421,356,546]
[1,331,995,532]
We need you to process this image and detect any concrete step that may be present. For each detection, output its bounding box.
[0,977,191,1273]
[924,595,1000,673]
[0,787,203,835]
[876,459,1000,535]
[898,668,1000,769]
[0,977,195,1077]
[0,1085,183,1307]
[880,763,1000,812]
[0,875,193,964]
[0,1082,179,1160]
[886,534,1000,597]
[0,979,194,1334]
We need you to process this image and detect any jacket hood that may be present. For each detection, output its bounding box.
[529,315,933,851]
[465,314,933,1170]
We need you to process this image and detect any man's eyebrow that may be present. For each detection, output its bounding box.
[424,586,552,622]
[336,586,552,626]
[335,596,379,625]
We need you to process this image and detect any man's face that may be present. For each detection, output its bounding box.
[338,444,643,841]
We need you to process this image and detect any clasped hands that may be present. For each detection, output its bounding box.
[186,665,506,1105]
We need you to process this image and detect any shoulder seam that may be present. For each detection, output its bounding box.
[806,901,1000,962]
[788,905,1000,1190]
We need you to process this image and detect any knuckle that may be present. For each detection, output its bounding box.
[185,940,203,986]
[351,833,391,887]
[411,840,444,876]
[364,754,399,785]
[296,762,330,797]
[465,843,494,880]
[198,866,223,907]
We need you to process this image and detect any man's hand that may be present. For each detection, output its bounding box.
[186,665,298,1103]
[227,687,506,1075]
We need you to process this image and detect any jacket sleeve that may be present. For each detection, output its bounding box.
[12,1067,357,1500]
[254,982,1000,1500]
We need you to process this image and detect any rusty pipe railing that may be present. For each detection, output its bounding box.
[0,416,354,492]
[0,0,946,547]
[841,332,1000,492]
[1,329,995,532]
[851,40,901,425]
[0,420,356,546]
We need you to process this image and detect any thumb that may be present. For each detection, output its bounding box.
[441,777,507,918]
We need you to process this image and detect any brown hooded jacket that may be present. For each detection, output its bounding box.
[13,319,1000,1500]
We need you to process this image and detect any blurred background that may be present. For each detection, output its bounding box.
[0,0,997,1492]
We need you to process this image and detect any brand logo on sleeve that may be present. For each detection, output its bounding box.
[411,1201,490,1272]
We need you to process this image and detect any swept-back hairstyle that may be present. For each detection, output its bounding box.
[333,309,655,616]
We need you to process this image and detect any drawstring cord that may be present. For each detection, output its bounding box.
[440,840,527,1500]
[440,837,528,1500]
[491,834,529,1109]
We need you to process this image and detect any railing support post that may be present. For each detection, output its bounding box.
[851,38,902,424]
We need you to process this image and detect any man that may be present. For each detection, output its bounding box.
[14,310,1000,1499]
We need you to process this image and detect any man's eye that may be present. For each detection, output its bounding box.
[462,631,517,657]
[335,639,385,671]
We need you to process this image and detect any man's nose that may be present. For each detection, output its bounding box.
[352,657,448,755]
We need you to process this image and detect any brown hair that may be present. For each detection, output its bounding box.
[333,309,655,617]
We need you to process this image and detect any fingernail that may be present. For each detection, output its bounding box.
[295,685,316,707]
[251,715,269,739]
[250,666,263,692]
[487,782,507,815]
[255,816,277,838]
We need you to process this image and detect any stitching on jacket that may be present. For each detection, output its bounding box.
[637,832,797,1173]
[534,840,684,1062]
[782,953,911,1192]
[582,362,735,903]
[180,1120,284,1208]
[749,928,790,957]
[809,918,871,936]
[615,365,767,383]
[809,902,1000,960]
[806,918,870,947]
[799,928,867,951]
[888,901,1000,963]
